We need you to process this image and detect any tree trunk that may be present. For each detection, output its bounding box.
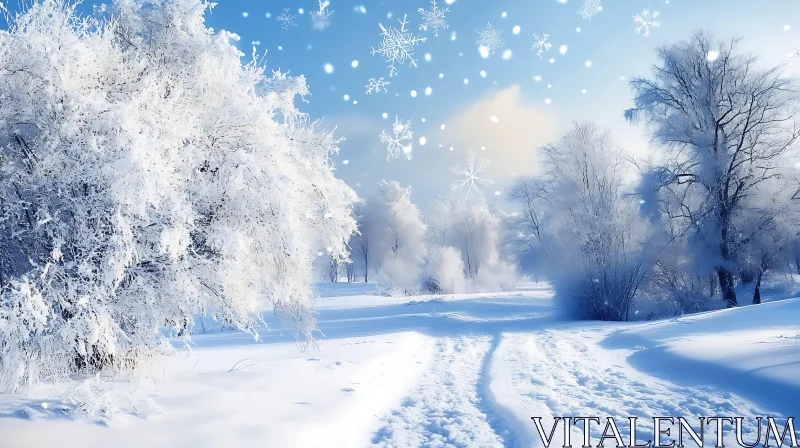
[717,210,737,307]
[716,267,737,307]
[709,274,716,298]
[752,270,763,304]
[363,253,369,283]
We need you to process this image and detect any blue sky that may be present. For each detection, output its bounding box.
[202,0,800,210]
[10,0,800,210]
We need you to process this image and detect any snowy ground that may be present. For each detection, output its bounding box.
[1,282,799,447]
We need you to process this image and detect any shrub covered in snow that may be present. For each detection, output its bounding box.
[0,0,357,390]
[425,246,466,294]
[473,261,519,293]
[514,122,653,321]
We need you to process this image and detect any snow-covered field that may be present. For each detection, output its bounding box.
[1,282,798,447]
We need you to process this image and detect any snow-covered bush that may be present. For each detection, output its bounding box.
[425,246,466,294]
[632,239,725,318]
[473,261,519,293]
[0,0,357,391]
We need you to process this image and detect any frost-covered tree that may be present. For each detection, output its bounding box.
[0,0,357,390]
[361,181,426,295]
[428,200,452,248]
[531,122,653,321]
[734,177,800,304]
[426,199,518,292]
[350,203,373,282]
[506,176,551,275]
[454,204,501,279]
[626,31,800,307]
[507,177,548,253]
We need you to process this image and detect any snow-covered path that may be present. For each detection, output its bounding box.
[1,283,798,448]
[372,336,511,447]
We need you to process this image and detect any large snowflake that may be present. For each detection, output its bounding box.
[531,33,552,59]
[379,116,414,160]
[418,0,449,37]
[633,9,660,37]
[365,77,391,94]
[371,14,427,78]
[276,9,297,30]
[311,0,333,31]
[476,22,504,54]
[451,150,492,202]
[578,0,602,20]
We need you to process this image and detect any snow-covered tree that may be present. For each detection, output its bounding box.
[626,31,800,307]
[0,0,357,390]
[506,176,551,275]
[428,200,452,248]
[426,200,518,292]
[734,177,800,304]
[530,122,654,321]
[350,203,373,282]
[507,177,548,253]
[360,181,426,295]
[453,204,502,279]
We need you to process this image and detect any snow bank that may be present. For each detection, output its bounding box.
[601,298,800,415]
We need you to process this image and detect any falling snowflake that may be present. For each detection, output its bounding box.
[371,14,428,78]
[531,33,552,59]
[379,116,414,160]
[451,150,492,202]
[578,0,602,20]
[311,0,334,30]
[365,77,391,94]
[276,9,298,30]
[418,0,449,37]
[633,9,660,37]
[476,22,504,55]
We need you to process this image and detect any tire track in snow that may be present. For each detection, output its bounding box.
[371,335,514,448]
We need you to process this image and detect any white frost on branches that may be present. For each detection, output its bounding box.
[311,0,333,31]
[379,116,414,160]
[633,9,660,37]
[276,8,298,29]
[362,181,427,296]
[365,77,390,94]
[578,0,602,20]
[450,150,492,202]
[477,22,504,54]
[371,14,427,78]
[532,33,552,59]
[0,0,357,391]
[418,0,449,37]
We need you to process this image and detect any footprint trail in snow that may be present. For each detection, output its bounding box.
[371,336,512,448]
